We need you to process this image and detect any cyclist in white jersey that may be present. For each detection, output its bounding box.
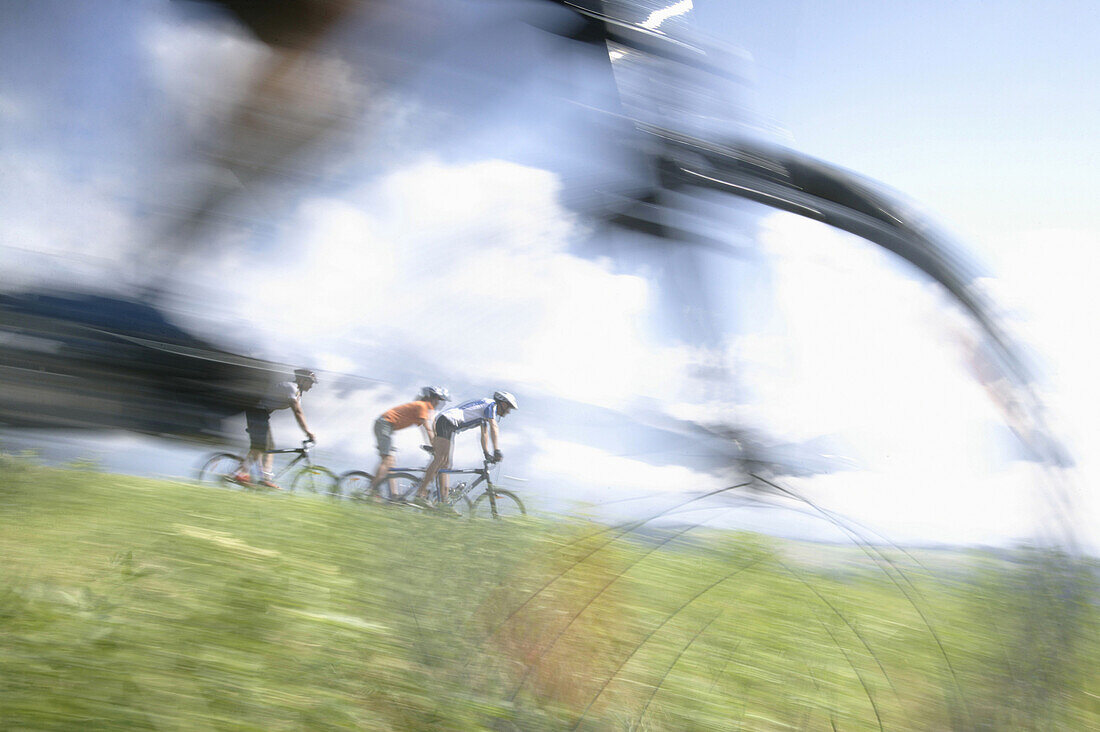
[412,390,518,509]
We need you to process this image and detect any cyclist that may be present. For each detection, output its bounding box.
[234,368,317,488]
[367,386,450,500]
[412,390,518,510]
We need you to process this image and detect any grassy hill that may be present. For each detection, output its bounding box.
[2,454,1097,730]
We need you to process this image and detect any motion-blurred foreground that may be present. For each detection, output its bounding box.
[2,0,1097,728]
[2,458,1098,729]
[0,290,275,440]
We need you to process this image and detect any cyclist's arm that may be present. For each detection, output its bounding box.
[487,418,500,453]
[420,404,435,444]
[290,398,315,442]
[480,422,490,456]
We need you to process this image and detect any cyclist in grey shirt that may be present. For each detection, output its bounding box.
[235,368,317,488]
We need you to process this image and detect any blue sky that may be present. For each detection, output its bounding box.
[2,0,1097,549]
[701,0,1100,238]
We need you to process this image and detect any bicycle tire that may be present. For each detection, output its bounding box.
[290,465,339,496]
[470,489,526,519]
[336,470,373,500]
[383,472,422,502]
[198,452,244,487]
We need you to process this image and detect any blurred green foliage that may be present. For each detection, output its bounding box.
[1,454,1097,730]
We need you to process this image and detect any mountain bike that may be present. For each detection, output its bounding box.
[197,439,338,495]
[338,457,526,519]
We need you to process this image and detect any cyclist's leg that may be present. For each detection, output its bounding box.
[371,455,395,496]
[240,408,271,482]
[239,450,260,481]
[248,408,277,487]
[438,436,455,502]
[417,441,449,500]
[368,417,397,497]
[417,422,452,502]
[259,453,278,487]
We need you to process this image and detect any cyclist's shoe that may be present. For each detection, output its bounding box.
[259,479,282,491]
[409,496,434,510]
[230,472,252,486]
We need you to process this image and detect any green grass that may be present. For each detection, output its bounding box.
[1,453,1098,730]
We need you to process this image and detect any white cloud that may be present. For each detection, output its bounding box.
[0,152,138,292]
[976,228,1100,551]
[314,352,357,375]
[711,214,1100,550]
[622,211,1073,546]
[197,158,684,411]
[529,435,725,500]
[784,461,1041,546]
[739,213,1004,460]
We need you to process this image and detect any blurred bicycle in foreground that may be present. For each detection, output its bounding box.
[198,439,337,495]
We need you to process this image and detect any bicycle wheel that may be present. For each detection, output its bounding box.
[290,465,339,496]
[470,489,526,519]
[336,470,373,500]
[197,452,244,487]
[441,494,474,517]
[382,472,421,503]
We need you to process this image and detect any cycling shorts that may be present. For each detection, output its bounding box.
[434,413,459,441]
[245,407,273,451]
[374,416,396,456]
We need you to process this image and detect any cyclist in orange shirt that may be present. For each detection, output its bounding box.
[367,386,450,500]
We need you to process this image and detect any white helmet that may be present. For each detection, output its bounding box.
[420,386,450,402]
[493,390,518,410]
[294,368,318,386]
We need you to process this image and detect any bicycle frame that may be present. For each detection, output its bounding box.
[246,442,313,481]
[437,461,515,511]
[377,463,497,505]
[360,462,490,500]
[344,457,513,514]
[436,465,488,505]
